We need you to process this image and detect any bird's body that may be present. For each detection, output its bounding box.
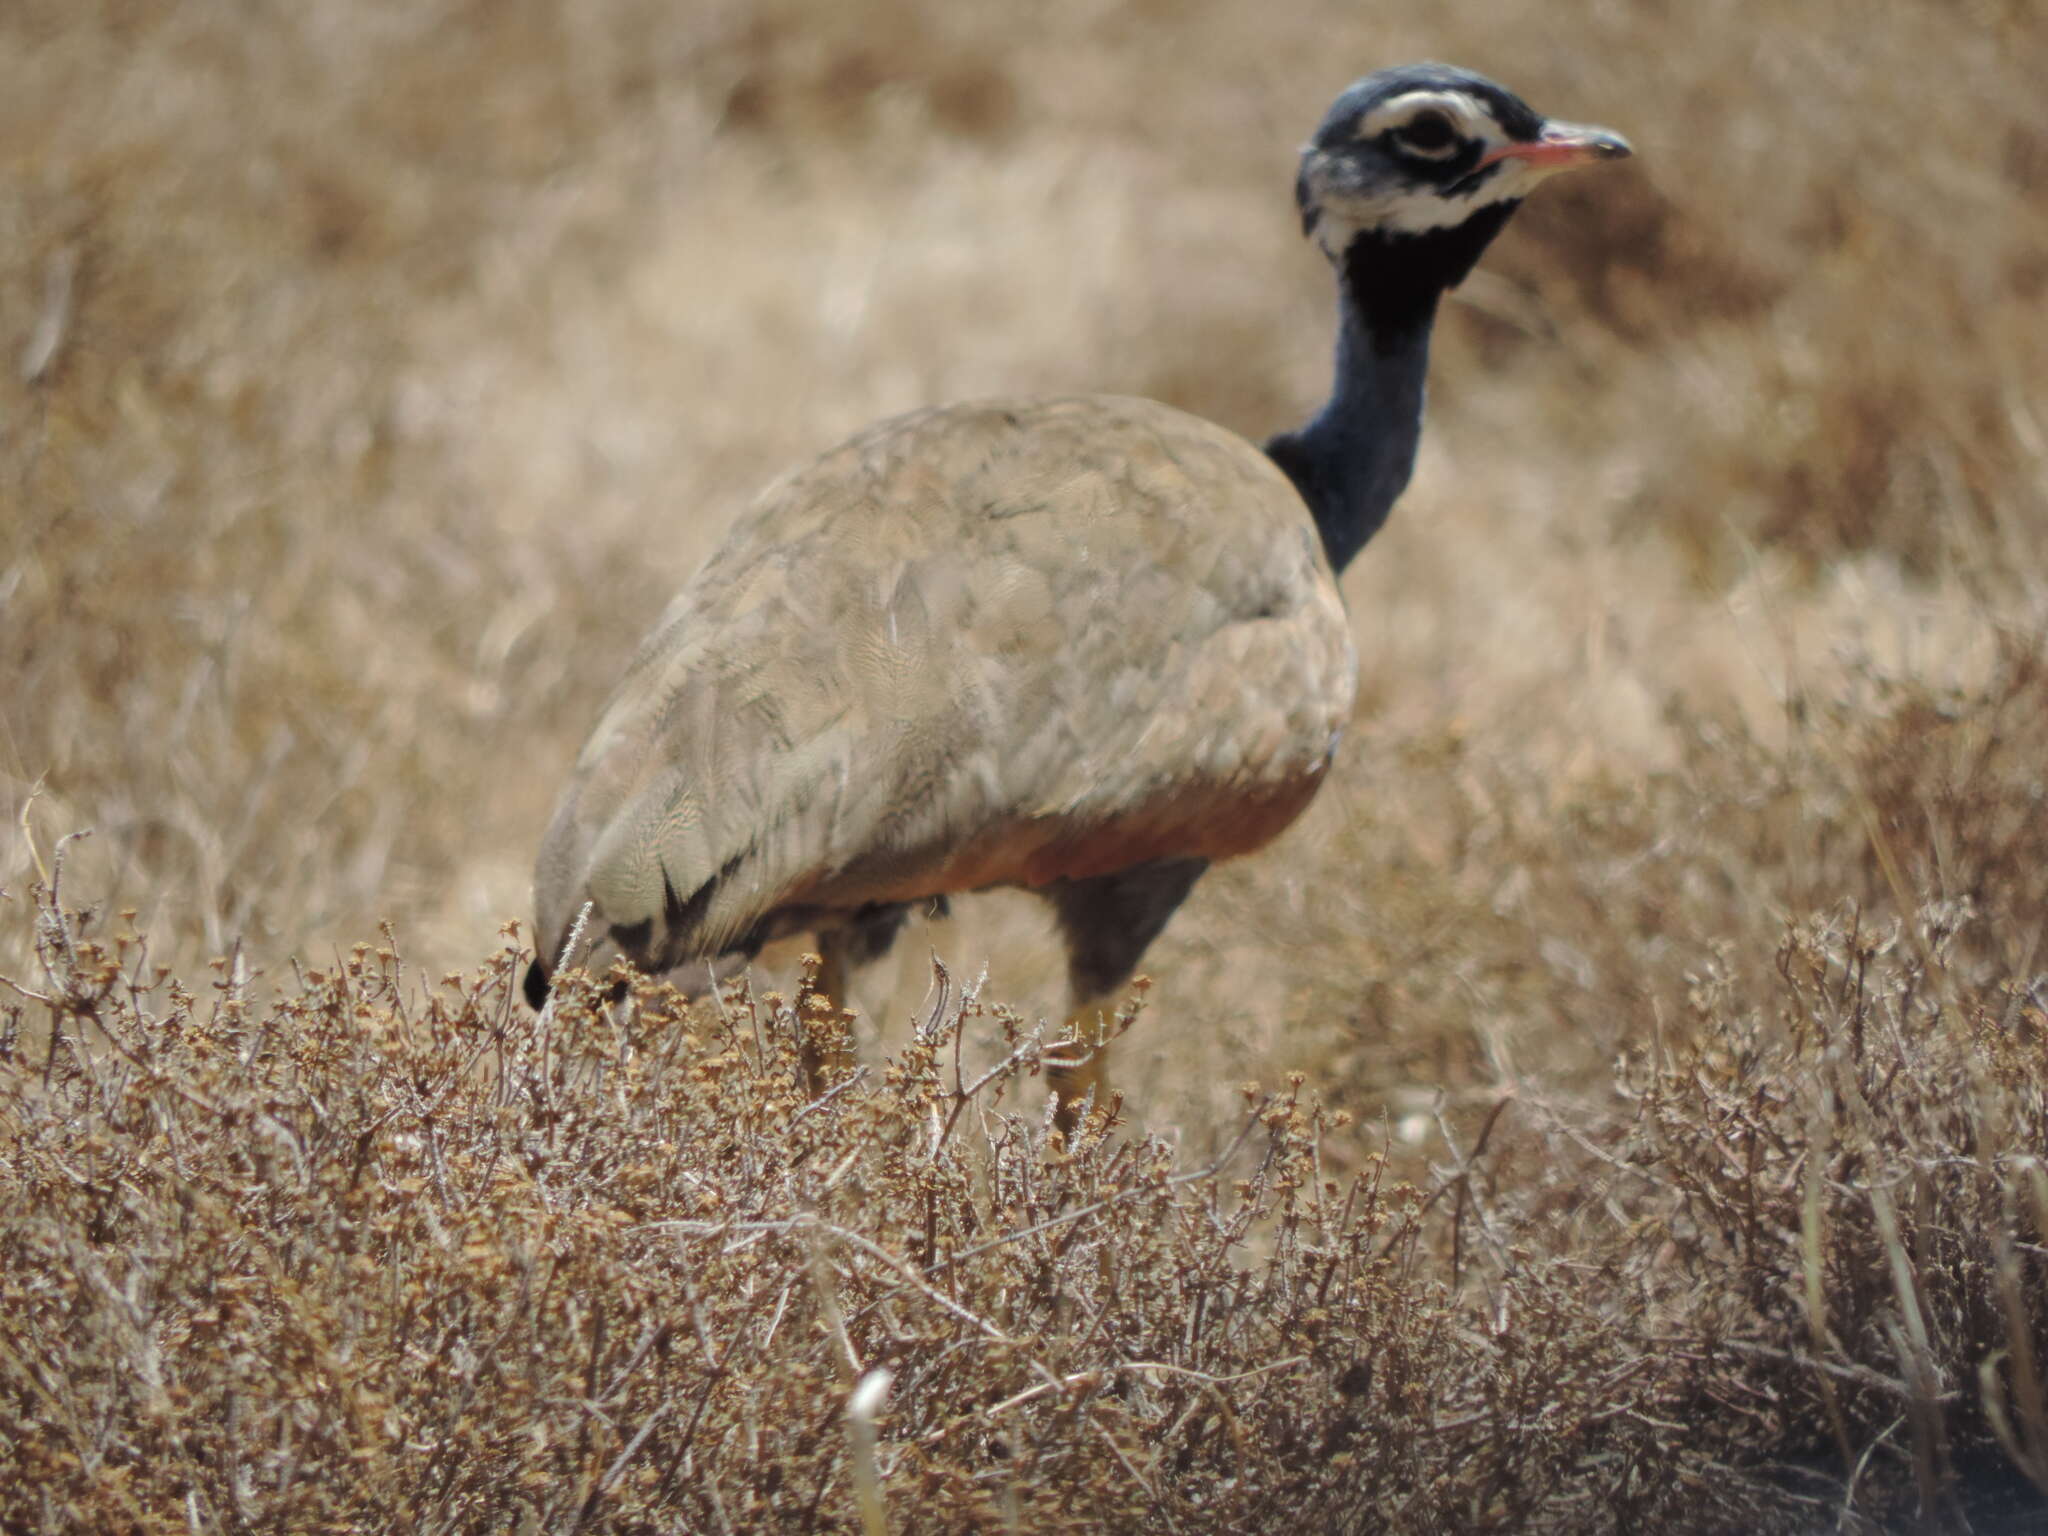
[527,64,1632,1126]
[532,395,1354,978]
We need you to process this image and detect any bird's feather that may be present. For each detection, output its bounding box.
[532,394,1356,973]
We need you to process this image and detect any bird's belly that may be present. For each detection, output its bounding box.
[822,752,1335,904]
[1020,763,1334,885]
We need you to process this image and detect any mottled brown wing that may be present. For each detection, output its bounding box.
[532,394,1356,974]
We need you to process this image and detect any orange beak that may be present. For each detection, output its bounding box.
[1479,120,1633,173]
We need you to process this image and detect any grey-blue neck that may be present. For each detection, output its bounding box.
[1265,201,1518,573]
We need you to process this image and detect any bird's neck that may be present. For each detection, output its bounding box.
[1266,204,1518,573]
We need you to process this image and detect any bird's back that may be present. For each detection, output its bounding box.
[533,394,1356,976]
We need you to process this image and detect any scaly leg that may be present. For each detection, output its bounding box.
[1040,858,1208,1139]
[1045,998,1116,1140]
[798,932,856,1094]
[796,905,919,1093]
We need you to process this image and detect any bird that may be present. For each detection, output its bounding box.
[526,63,1632,1129]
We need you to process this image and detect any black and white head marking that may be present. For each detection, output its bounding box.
[1296,63,1627,261]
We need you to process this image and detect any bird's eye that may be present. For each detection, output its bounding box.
[1395,111,1459,156]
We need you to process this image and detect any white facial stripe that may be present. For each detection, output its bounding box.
[1354,90,1498,144]
[1306,149,1554,255]
[1311,195,1470,251]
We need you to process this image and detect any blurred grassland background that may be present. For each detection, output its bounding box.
[4,0,2047,1130]
[6,0,2045,1138]
[0,3,2031,1146]
[5,0,2048,1526]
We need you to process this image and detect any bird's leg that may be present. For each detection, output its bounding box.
[796,907,915,1094]
[1046,998,1118,1140]
[798,934,856,1094]
[1040,857,1209,1140]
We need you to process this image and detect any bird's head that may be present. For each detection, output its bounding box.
[1298,64,1632,270]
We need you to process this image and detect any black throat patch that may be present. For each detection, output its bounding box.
[1340,200,1522,348]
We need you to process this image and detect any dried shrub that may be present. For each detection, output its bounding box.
[1612,900,2048,1528]
[8,842,2046,1532]
[0,866,1752,1532]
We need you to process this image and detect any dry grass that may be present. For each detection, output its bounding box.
[3,0,2047,1528]
[7,801,2047,1530]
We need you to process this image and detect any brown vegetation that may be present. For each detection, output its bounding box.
[3,0,2046,1529]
